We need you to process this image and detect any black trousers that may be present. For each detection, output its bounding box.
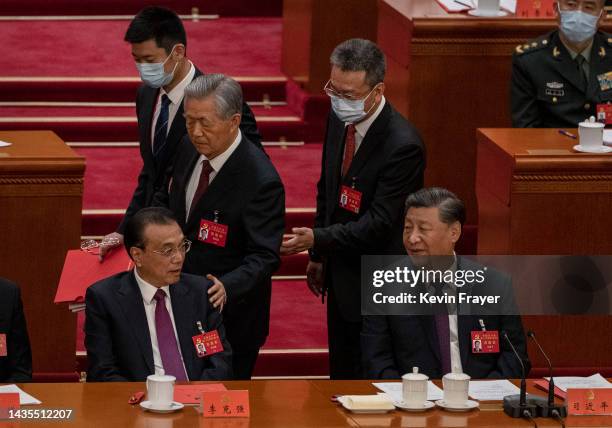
[232,348,260,380]
[327,286,363,380]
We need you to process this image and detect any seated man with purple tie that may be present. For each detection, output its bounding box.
[361,188,529,379]
[85,207,232,381]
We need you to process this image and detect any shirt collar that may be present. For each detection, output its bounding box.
[564,39,594,63]
[134,267,170,304]
[353,96,386,138]
[160,61,196,105]
[201,129,242,173]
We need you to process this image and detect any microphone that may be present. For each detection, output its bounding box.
[527,331,567,418]
[502,331,538,418]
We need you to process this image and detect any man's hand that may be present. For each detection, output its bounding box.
[306,261,324,297]
[207,274,227,312]
[280,227,314,256]
[98,232,124,261]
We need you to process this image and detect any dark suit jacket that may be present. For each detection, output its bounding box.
[362,258,530,379]
[312,102,425,322]
[117,66,263,233]
[154,135,285,351]
[85,271,232,382]
[0,279,32,382]
[511,30,612,128]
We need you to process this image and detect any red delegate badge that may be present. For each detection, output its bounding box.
[192,330,224,358]
[471,330,500,354]
[339,185,362,214]
[198,219,228,248]
[596,104,612,124]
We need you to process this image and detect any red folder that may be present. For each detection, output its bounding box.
[54,249,133,304]
[533,379,567,400]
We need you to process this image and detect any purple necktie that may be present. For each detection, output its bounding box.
[433,282,452,375]
[153,289,188,380]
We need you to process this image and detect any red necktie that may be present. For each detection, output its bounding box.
[189,160,214,219]
[341,124,356,177]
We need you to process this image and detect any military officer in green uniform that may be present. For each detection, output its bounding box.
[511,0,612,127]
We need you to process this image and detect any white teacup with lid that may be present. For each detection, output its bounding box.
[402,367,429,405]
[146,370,176,409]
[579,116,605,149]
[442,372,470,406]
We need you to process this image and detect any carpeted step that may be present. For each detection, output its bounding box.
[0,1,282,17]
[73,145,320,235]
[0,78,288,103]
[0,19,282,78]
[0,105,306,142]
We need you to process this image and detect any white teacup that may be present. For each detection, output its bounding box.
[402,367,429,405]
[442,372,470,406]
[146,373,176,409]
[579,120,604,149]
[477,0,501,14]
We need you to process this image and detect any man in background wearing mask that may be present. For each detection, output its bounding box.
[511,0,611,127]
[100,6,262,258]
[281,39,425,379]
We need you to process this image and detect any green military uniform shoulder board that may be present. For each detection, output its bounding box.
[515,36,549,56]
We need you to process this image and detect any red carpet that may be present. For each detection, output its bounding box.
[0,19,282,78]
[75,145,320,211]
[1,0,282,17]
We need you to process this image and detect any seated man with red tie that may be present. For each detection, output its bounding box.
[362,188,529,379]
[85,207,232,381]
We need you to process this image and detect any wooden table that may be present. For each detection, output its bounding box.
[7,380,610,427]
[475,128,612,376]
[0,131,84,380]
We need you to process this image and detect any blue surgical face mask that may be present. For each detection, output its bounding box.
[135,45,179,88]
[558,6,601,44]
[330,85,378,123]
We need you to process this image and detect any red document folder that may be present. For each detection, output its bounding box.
[54,249,133,304]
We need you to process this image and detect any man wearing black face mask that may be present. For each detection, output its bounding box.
[99,6,263,259]
[511,0,612,128]
[281,39,425,379]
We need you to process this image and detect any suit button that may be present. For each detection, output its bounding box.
[585,103,591,109]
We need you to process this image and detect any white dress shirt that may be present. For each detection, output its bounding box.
[150,61,196,147]
[344,96,386,153]
[185,130,242,216]
[442,255,463,374]
[134,268,189,378]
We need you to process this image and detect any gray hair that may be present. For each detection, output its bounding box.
[405,187,466,226]
[184,74,243,120]
[330,38,386,88]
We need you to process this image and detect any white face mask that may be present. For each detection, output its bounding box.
[330,85,378,123]
[558,5,601,44]
[135,45,180,88]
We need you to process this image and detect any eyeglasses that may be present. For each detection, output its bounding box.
[323,79,379,102]
[151,239,192,258]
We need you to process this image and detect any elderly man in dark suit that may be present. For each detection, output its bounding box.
[99,6,262,258]
[362,188,529,380]
[85,207,232,382]
[154,74,285,379]
[0,278,32,382]
[281,39,425,379]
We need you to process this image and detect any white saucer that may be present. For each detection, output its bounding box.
[394,400,435,412]
[140,400,184,413]
[337,396,394,414]
[435,399,479,412]
[468,9,508,16]
[573,144,612,153]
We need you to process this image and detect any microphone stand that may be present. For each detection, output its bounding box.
[502,332,539,419]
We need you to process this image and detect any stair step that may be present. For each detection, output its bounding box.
[0,77,288,103]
